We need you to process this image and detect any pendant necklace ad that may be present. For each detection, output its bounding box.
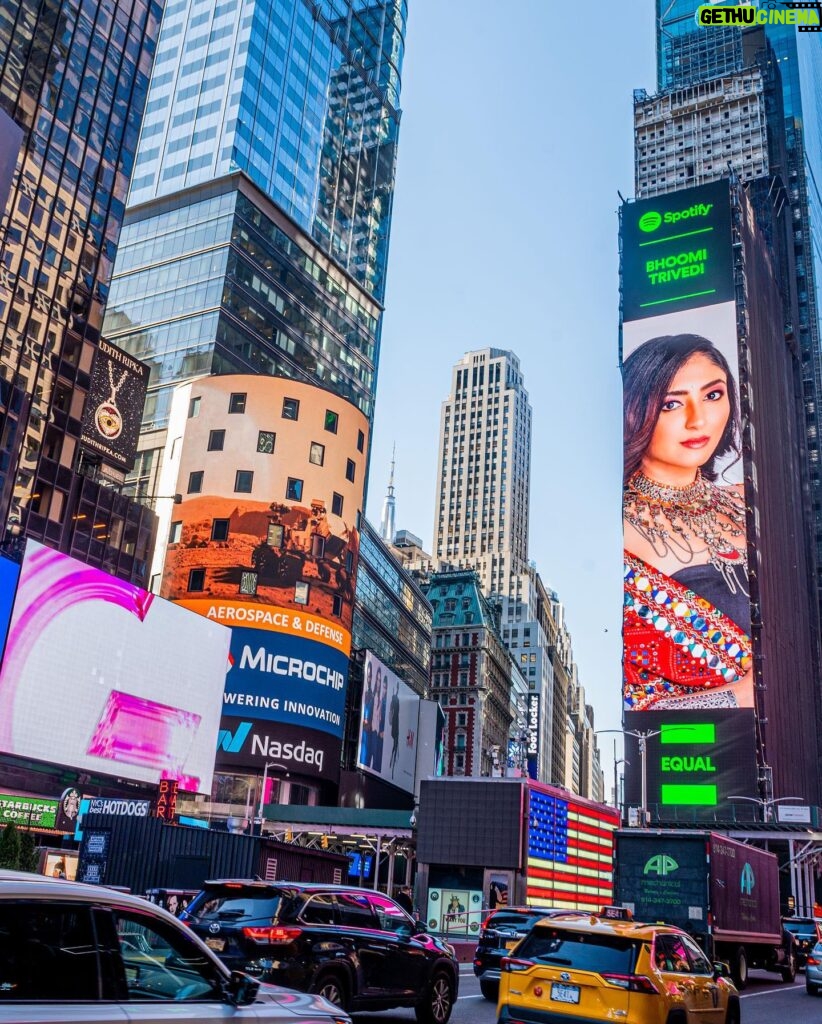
[95,362,128,440]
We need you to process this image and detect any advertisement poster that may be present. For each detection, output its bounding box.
[356,650,420,794]
[425,888,483,937]
[0,541,230,791]
[80,339,150,470]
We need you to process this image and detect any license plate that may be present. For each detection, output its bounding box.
[550,982,580,1004]
[205,937,226,952]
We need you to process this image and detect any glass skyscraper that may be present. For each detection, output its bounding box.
[0,0,161,581]
[655,2,822,584]
[103,0,406,501]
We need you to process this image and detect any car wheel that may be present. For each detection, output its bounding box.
[479,979,498,1001]
[781,953,797,984]
[310,971,349,1011]
[731,947,748,991]
[725,1000,740,1024]
[415,970,455,1024]
[808,981,820,996]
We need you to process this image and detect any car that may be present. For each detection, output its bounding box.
[805,940,822,995]
[497,910,740,1024]
[473,906,575,1001]
[0,868,351,1023]
[180,879,459,1023]
[783,916,822,969]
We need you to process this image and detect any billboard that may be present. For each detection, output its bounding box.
[357,651,420,794]
[0,541,230,791]
[621,180,758,813]
[80,339,150,470]
[161,375,368,783]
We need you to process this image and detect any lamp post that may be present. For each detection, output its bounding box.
[256,761,287,836]
[728,795,803,824]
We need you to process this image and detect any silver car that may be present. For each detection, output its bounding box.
[806,940,822,996]
[0,869,351,1023]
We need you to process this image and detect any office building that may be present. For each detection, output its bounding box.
[103,0,407,503]
[0,0,161,581]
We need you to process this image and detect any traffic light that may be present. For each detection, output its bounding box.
[285,828,293,843]
[321,834,329,849]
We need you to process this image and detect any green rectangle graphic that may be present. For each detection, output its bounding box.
[661,784,718,806]
[660,723,716,744]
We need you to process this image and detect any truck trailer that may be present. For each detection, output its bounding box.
[615,829,794,989]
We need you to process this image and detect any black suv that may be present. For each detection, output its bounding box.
[473,906,554,1000]
[783,916,822,968]
[181,880,458,1023]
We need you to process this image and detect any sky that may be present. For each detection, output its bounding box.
[365,1,658,765]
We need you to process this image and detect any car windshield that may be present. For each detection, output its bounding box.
[486,913,541,932]
[517,927,639,974]
[186,889,283,922]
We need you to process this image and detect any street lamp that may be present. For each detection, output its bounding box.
[256,761,288,835]
[728,795,803,824]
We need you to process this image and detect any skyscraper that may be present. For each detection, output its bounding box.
[434,348,531,596]
[380,443,396,542]
[103,0,406,502]
[0,0,162,581]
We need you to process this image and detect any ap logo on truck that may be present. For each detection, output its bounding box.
[740,862,755,894]
[643,854,679,876]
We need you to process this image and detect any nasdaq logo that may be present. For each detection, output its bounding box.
[643,854,679,877]
[217,721,252,753]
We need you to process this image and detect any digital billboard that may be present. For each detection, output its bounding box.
[80,339,150,471]
[356,651,420,795]
[621,180,758,813]
[0,541,230,791]
[161,375,369,784]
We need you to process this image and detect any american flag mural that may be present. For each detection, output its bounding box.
[526,783,618,910]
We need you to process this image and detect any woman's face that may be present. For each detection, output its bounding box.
[641,352,730,483]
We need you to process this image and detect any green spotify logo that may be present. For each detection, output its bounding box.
[638,211,662,233]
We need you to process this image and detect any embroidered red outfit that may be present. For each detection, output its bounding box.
[623,551,752,711]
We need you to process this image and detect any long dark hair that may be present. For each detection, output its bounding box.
[623,334,740,484]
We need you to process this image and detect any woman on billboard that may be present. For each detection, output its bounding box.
[623,334,753,711]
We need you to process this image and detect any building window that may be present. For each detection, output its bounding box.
[229,392,247,414]
[239,571,257,595]
[188,396,200,418]
[331,492,343,516]
[187,470,203,494]
[257,431,275,454]
[295,581,309,605]
[282,397,300,420]
[208,429,225,451]
[332,594,343,617]
[324,409,339,433]
[286,477,303,501]
[169,521,182,544]
[309,441,325,466]
[211,518,229,542]
[357,429,365,453]
[187,568,205,591]
[454,754,465,771]
[345,459,356,483]
[234,470,253,493]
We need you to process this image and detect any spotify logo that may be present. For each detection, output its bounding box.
[638,210,662,233]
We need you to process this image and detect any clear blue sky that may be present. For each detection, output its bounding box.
[365,2,657,758]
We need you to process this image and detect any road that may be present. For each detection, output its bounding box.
[353,967,822,1024]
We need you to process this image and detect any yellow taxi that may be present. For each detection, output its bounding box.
[497,908,739,1024]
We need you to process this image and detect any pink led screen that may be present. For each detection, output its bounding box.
[0,541,231,791]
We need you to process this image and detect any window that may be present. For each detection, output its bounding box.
[336,891,376,929]
[282,397,300,420]
[235,470,253,493]
[654,933,693,974]
[188,568,205,591]
[324,409,339,433]
[207,429,225,451]
[331,492,343,516]
[169,521,182,543]
[112,910,223,1000]
[300,894,336,925]
[211,518,229,541]
[188,396,200,418]
[228,392,246,414]
[187,470,203,494]
[367,894,412,932]
[239,571,257,595]
[357,429,365,453]
[286,477,303,501]
[332,594,343,617]
[257,430,275,454]
[295,581,309,605]
[309,441,325,466]
[0,903,98,999]
[345,459,356,483]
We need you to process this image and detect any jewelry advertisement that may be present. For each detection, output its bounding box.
[80,338,149,470]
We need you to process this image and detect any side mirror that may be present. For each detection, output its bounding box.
[413,920,428,935]
[712,961,730,979]
[225,970,260,1007]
